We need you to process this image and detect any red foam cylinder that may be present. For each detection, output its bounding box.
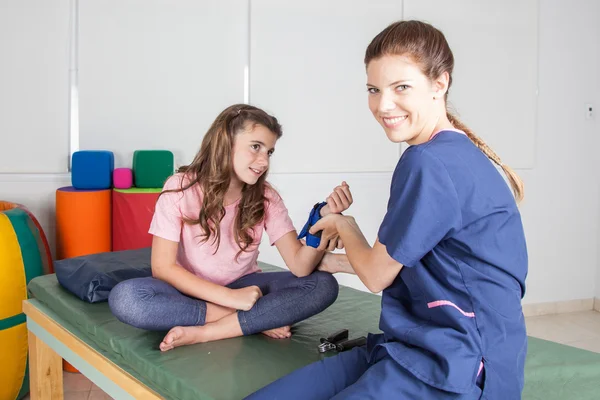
[112,188,161,251]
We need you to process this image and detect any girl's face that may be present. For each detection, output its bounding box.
[231,123,277,187]
[366,55,448,145]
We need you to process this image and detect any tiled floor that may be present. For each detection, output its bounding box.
[22,310,600,399]
[23,372,113,399]
[524,310,600,353]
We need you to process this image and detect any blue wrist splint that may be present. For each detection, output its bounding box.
[297,202,327,248]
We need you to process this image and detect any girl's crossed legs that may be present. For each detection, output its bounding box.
[108,271,339,350]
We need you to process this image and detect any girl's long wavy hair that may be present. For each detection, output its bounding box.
[161,104,282,257]
[365,20,524,203]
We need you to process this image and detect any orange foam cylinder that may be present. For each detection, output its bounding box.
[55,186,112,260]
[55,186,111,374]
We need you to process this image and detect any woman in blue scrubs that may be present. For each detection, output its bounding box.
[247,20,528,399]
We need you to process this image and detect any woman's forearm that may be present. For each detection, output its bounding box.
[334,216,403,292]
[335,217,379,291]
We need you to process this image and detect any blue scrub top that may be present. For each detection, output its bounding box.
[372,131,528,397]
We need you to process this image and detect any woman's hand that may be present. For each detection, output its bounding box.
[228,286,263,311]
[320,181,353,216]
[309,214,346,252]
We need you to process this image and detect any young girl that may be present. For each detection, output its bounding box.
[247,20,528,399]
[109,104,351,351]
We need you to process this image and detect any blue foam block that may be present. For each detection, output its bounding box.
[71,150,114,190]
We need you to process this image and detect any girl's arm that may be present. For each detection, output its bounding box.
[274,181,354,277]
[273,232,326,277]
[310,214,403,293]
[317,252,356,275]
[151,236,262,311]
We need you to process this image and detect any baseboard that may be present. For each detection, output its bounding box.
[522,298,594,317]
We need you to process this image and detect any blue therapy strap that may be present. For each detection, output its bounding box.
[297,202,327,248]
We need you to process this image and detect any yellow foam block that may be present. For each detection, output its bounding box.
[0,213,27,320]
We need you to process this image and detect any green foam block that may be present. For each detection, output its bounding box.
[132,150,174,189]
[113,188,163,194]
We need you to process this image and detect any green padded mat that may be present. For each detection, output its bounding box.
[27,263,600,399]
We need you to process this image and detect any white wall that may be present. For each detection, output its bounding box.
[581,0,600,300]
[403,0,539,169]
[77,0,248,169]
[517,0,600,304]
[0,0,71,173]
[265,0,600,303]
[2,0,600,304]
[250,0,403,174]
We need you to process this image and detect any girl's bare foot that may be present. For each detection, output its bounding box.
[160,312,243,352]
[160,325,206,351]
[261,326,291,339]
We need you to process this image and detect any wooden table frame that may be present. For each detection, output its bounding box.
[23,299,163,400]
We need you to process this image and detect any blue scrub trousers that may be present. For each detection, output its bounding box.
[245,346,483,399]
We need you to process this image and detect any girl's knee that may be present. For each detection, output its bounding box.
[108,279,153,327]
[109,279,138,305]
[108,280,133,318]
[314,271,340,307]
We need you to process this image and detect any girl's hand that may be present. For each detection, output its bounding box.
[320,181,353,216]
[229,286,263,311]
[309,214,345,252]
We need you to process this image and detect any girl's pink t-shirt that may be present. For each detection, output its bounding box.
[149,173,296,286]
